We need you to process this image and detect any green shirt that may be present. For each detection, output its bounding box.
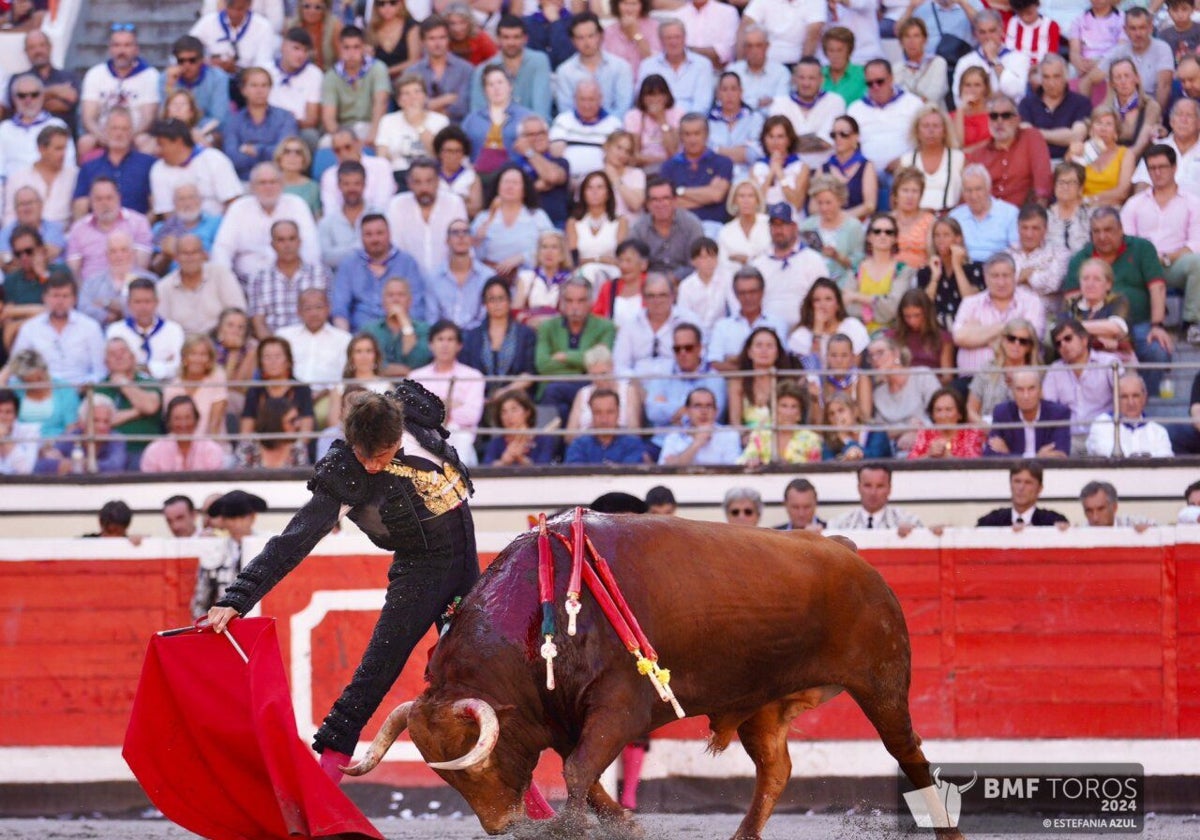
[322,60,391,126]
[361,318,433,372]
[96,373,162,458]
[822,64,866,105]
[2,263,72,306]
[1063,235,1164,325]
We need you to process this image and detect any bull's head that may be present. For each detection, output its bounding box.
[344,696,535,834]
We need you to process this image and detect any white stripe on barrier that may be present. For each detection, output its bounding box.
[4,739,1196,784]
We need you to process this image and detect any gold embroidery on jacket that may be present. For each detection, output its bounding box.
[383,460,469,515]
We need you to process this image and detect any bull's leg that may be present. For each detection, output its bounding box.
[553,705,649,839]
[730,703,793,840]
[849,687,966,840]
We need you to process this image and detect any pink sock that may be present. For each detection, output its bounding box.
[524,783,556,819]
[619,745,646,810]
[318,749,352,784]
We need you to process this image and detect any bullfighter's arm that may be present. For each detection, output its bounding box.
[214,489,342,615]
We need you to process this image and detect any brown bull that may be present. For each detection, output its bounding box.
[345,512,963,840]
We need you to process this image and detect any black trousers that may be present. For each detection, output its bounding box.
[313,504,480,755]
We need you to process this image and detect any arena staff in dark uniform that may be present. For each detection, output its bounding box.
[204,384,559,808]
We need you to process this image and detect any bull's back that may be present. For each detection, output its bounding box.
[581,515,907,712]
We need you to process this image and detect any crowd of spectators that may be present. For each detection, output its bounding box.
[5,0,1200,475]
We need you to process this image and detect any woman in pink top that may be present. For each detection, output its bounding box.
[625,74,682,172]
[140,395,230,472]
[409,319,485,466]
[603,0,660,75]
[161,335,229,437]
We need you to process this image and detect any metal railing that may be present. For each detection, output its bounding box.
[1,357,1192,474]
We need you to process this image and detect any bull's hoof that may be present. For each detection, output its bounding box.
[511,810,589,840]
[934,829,966,839]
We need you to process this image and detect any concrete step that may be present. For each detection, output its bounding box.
[69,1,201,75]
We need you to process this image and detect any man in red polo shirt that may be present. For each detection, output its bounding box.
[968,93,1053,205]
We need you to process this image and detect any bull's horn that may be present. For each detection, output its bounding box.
[341,701,414,776]
[427,698,499,771]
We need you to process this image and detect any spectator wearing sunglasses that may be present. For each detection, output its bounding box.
[79,24,161,158]
[966,94,1053,206]
[723,487,763,527]
[0,76,75,184]
[160,36,231,140]
[5,31,80,138]
[1042,319,1122,455]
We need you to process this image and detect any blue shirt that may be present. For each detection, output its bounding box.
[948,199,1020,263]
[637,51,716,113]
[0,218,65,259]
[470,206,555,269]
[524,10,576,69]
[642,362,728,446]
[912,1,978,58]
[461,103,534,166]
[658,423,742,465]
[223,105,299,180]
[72,150,157,215]
[553,51,634,118]
[565,433,646,465]
[151,213,222,272]
[707,105,763,178]
[467,50,553,120]
[158,64,232,131]
[331,247,427,331]
[660,149,735,224]
[726,60,791,113]
[410,53,475,123]
[426,258,492,330]
[515,151,570,228]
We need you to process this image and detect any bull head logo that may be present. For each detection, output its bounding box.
[903,767,977,828]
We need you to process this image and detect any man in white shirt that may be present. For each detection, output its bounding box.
[211,162,320,284]
[846,60,924,199]
[830,466,924,535]
[0,76,75,182]
[549,81,622,190]
[1086,373,1174,457]
[385,157,466,279]
[190,0,276,80]
[1121,143,1200,344]
[1132,98,1200,194]
[768,57,845,169]
[276,288,353,413]
[951,10,1029,108]
[319,127,396,215]
[742,0,825,67]
[750,203,826,332]
[612,273,701,376]
[11,275,106,384]
[149,118,243,218]
[266,28,323,146]
[1079,481,1156,532]
[79,26,160,157]
[104,278,185,380]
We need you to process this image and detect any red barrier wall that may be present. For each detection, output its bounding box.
[0,532,1193,785]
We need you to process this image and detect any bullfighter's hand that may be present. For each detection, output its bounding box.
[208,606,239,634]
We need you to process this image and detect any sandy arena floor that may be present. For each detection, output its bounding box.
[1,813,1197,839]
